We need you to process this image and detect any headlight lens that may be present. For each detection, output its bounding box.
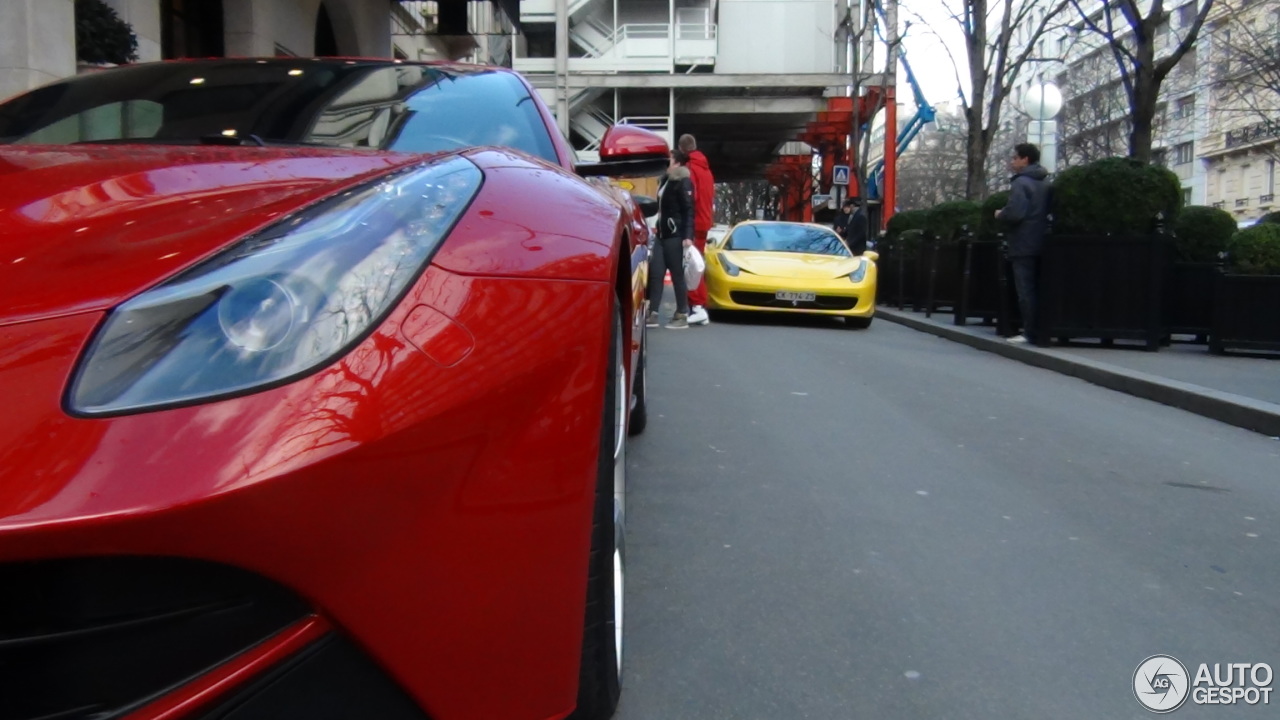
[848,257,869,283]
[68,157,482,416]
[719,253,742,276]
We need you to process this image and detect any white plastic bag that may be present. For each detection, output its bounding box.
[683,244,705,289]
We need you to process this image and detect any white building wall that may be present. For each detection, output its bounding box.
[103,0,163,62]
[0,0,75,102]
[716,0,833,74]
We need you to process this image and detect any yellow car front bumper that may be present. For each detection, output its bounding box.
[705,261,877,317]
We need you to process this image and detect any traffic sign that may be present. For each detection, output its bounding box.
[833,165,850,186]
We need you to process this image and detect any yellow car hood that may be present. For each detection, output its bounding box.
[721,250,863,279]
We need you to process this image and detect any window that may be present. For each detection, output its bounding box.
[1174,142,1195,164]
[1182,188,1193,205]
[1176,96,1195,119]
[1153,148,1169,167]
[1179,3,1197,28]
[1268,160,1276,196]
[161,0,224,59]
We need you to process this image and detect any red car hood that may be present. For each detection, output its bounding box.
[0,145,425,326]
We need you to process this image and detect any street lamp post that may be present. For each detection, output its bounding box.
[1022,83,1062,173]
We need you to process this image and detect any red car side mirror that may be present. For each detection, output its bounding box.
[575,125,671,178]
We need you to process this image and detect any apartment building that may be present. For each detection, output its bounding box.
[1198,0,1280,224]
[0,0,516,103]
[1006,0,1278,223]
[512,0,879,180]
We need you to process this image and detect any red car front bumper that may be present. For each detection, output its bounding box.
[0,262,613,720]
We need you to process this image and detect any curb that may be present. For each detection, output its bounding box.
[876,308,1280,438]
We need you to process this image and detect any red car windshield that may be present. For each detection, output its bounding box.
[0,59,559,162]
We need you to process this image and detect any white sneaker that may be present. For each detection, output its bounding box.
[689,306,710,325]
[1007,334,1028,344]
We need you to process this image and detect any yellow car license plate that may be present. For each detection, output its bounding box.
[776,291,816,302]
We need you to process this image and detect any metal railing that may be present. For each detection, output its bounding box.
[676,23,717,40]
[1261,194,1275,204]
[620,116,671,134]
[1236,198,1250,207]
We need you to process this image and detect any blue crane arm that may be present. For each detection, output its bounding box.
[864,47,937,200]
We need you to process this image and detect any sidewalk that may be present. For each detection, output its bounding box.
[876,306,1280,437]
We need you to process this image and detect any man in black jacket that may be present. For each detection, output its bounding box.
[995,143,1051,344]
[647,150,696,329]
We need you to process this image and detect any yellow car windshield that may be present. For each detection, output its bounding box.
[727,223,851,256]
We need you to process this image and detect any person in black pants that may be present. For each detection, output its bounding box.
[995,143,1051,344]
[647,149,696,329]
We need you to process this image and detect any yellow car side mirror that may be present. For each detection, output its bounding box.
[863,250,879,262]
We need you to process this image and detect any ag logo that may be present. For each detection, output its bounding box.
[1135,655,1191,713]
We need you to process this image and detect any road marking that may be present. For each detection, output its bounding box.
[916,490,929,496]
[904,671,921,680]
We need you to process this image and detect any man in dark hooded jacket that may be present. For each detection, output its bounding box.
[995,143,1051,344]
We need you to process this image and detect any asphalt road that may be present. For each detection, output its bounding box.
[616,311,1280,720]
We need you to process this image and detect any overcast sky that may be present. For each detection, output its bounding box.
[896,1,971,109]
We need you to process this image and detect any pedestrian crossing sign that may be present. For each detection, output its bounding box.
[833,165,850,186]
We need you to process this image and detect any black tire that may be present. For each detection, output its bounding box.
[846,316,873,329]
[627,324,647,436]
[568,303,625,720]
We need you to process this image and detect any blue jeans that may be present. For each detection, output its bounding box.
[1010,256,1039,341]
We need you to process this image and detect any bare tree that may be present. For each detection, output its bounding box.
[1069,0,1214,162]
[907,0,1071,200]
[714,181,774,224]
[1054,52,1133,166]
[838,0,899,234]
[1208,0,1280,163]
[895,107,970,208]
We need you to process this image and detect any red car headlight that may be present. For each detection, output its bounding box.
[67,156,482,417]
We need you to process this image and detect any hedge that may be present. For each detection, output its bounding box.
[1173,206,1236,263]
[885,209,929,242]
[979,191,1010,241]
[1226,223,1280,275]
[924,200,981,242]
[76,0,138,65]
[1051,157,1182,235]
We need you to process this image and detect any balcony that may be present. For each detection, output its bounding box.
[1262,194,1276,205]
[1236,198,1250,207]
[1226,119,1280,150]
[1213,201,1226,209]
[675,23,717,65]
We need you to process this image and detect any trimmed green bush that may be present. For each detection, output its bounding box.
[925,200,981,242]
[1260,211,1280,225]
[1173,206,1236,262]
[1051,157,1182,235]
[979,191,1011,241]
[76,0,138,65]
[886,209,929,242]
[1226,223,1280,275]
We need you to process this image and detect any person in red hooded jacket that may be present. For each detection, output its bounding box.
[679,134,715,325]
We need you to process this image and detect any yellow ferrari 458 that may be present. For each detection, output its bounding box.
[704,221,877,328]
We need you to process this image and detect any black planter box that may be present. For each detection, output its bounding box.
[1209,273,1280,354]
[920,240,964,316]
[1165,261,1221,341]
[954,240,1003,326]
[1039,233,1174,351]
[877,247,919,309]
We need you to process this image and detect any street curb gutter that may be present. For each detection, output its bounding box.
[877,308,1280,438]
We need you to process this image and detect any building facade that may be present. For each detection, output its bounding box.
[1006,0,1278,224]
[511,0,885,180]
